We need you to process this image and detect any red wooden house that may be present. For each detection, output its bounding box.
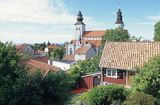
[99,42,160,87]
[72,72,101,94]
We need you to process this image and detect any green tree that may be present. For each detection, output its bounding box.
[0,42,74,105]
[123,92,155,105]
[133,55,160,99]
[154,21,160,41]
[102,29,130,47]
[87,85,128,105]
[50,47,64,61]
[10,71,73,105]
[0,42,26,104]
[77,54,101,74]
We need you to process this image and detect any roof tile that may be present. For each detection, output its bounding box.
[99,42,160,70]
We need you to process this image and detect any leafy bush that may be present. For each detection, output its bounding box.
[133,55,160,99]
[123,92,155,105]
[87,85,128,105]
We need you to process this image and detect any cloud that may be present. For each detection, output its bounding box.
[0,0,76,25]
[0,0,106,43]
[0,32,72,44]
[147,15,160,21]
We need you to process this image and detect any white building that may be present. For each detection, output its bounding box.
[75,46,97,61]
[66,11,105,57]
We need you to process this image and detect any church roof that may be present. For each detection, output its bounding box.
[115,9,124,24]
[74,11,85,25]
[83,30,105,37]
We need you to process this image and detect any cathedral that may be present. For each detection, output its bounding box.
[65,8,124,61]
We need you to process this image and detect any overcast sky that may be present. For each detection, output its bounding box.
[0,0,160,44]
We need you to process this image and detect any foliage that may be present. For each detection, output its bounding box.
[154,21,160,41]
[68,92,89,105]
[0,42,26,104]
[32,42,46,51]
[10,71,73,105]
[67,66,82,86]
[76,54,101,75]
[102,29,130,47]
[129,36,143,42]
[0,42,74,105]
[50,47,64,61]
[86,85,128,105]
[133,55,160,99]
[123,92,155,105]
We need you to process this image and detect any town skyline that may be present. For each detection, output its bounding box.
[0,0,160,44]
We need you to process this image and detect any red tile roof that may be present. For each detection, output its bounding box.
[75,46,90,55]
[26,59,61,73]
[63,54,75,61]
[100,42,160,70]
[83,30,105,37]
[83,40,101,48]
[33,57,48,63]
[70,39,101,48]
[16,43,28,53]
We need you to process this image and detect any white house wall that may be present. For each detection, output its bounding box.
[51,60,72,71]
[75,54,86,61]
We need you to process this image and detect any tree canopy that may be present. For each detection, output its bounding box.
[50,47,64,61]
[0,42,74,105]
[76,54,101,74]
[102,29,130,47]
[11,71,73,105]
[133,55,160,99]
[154,21,160,41]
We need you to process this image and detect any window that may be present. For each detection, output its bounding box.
[106,69,117,78]
[69,48,73,55]
[107,70,112,76]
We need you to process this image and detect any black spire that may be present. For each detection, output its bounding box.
[74,11,85,25]
[115,9,124,24]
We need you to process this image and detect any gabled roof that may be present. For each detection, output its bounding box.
[26,59,61,73]
[63,54,75,61]
[75,46,91,55]
[33,57,48,63]
[83,30,105,37]
[16,43,29,53]
[99,42,160,70]
[70,40,101,48]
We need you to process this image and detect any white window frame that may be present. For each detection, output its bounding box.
[106,69,117,78]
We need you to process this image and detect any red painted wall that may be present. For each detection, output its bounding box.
[78,76,93,89]
[102,69,126,85]
[103,77,126,85]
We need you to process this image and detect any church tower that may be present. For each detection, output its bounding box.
[115,9,124,29]
[74,11,85,40]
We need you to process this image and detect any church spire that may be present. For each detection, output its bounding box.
[75,11,85,25]
[115,8,124,29]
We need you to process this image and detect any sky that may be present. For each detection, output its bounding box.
[0,0,160,44]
